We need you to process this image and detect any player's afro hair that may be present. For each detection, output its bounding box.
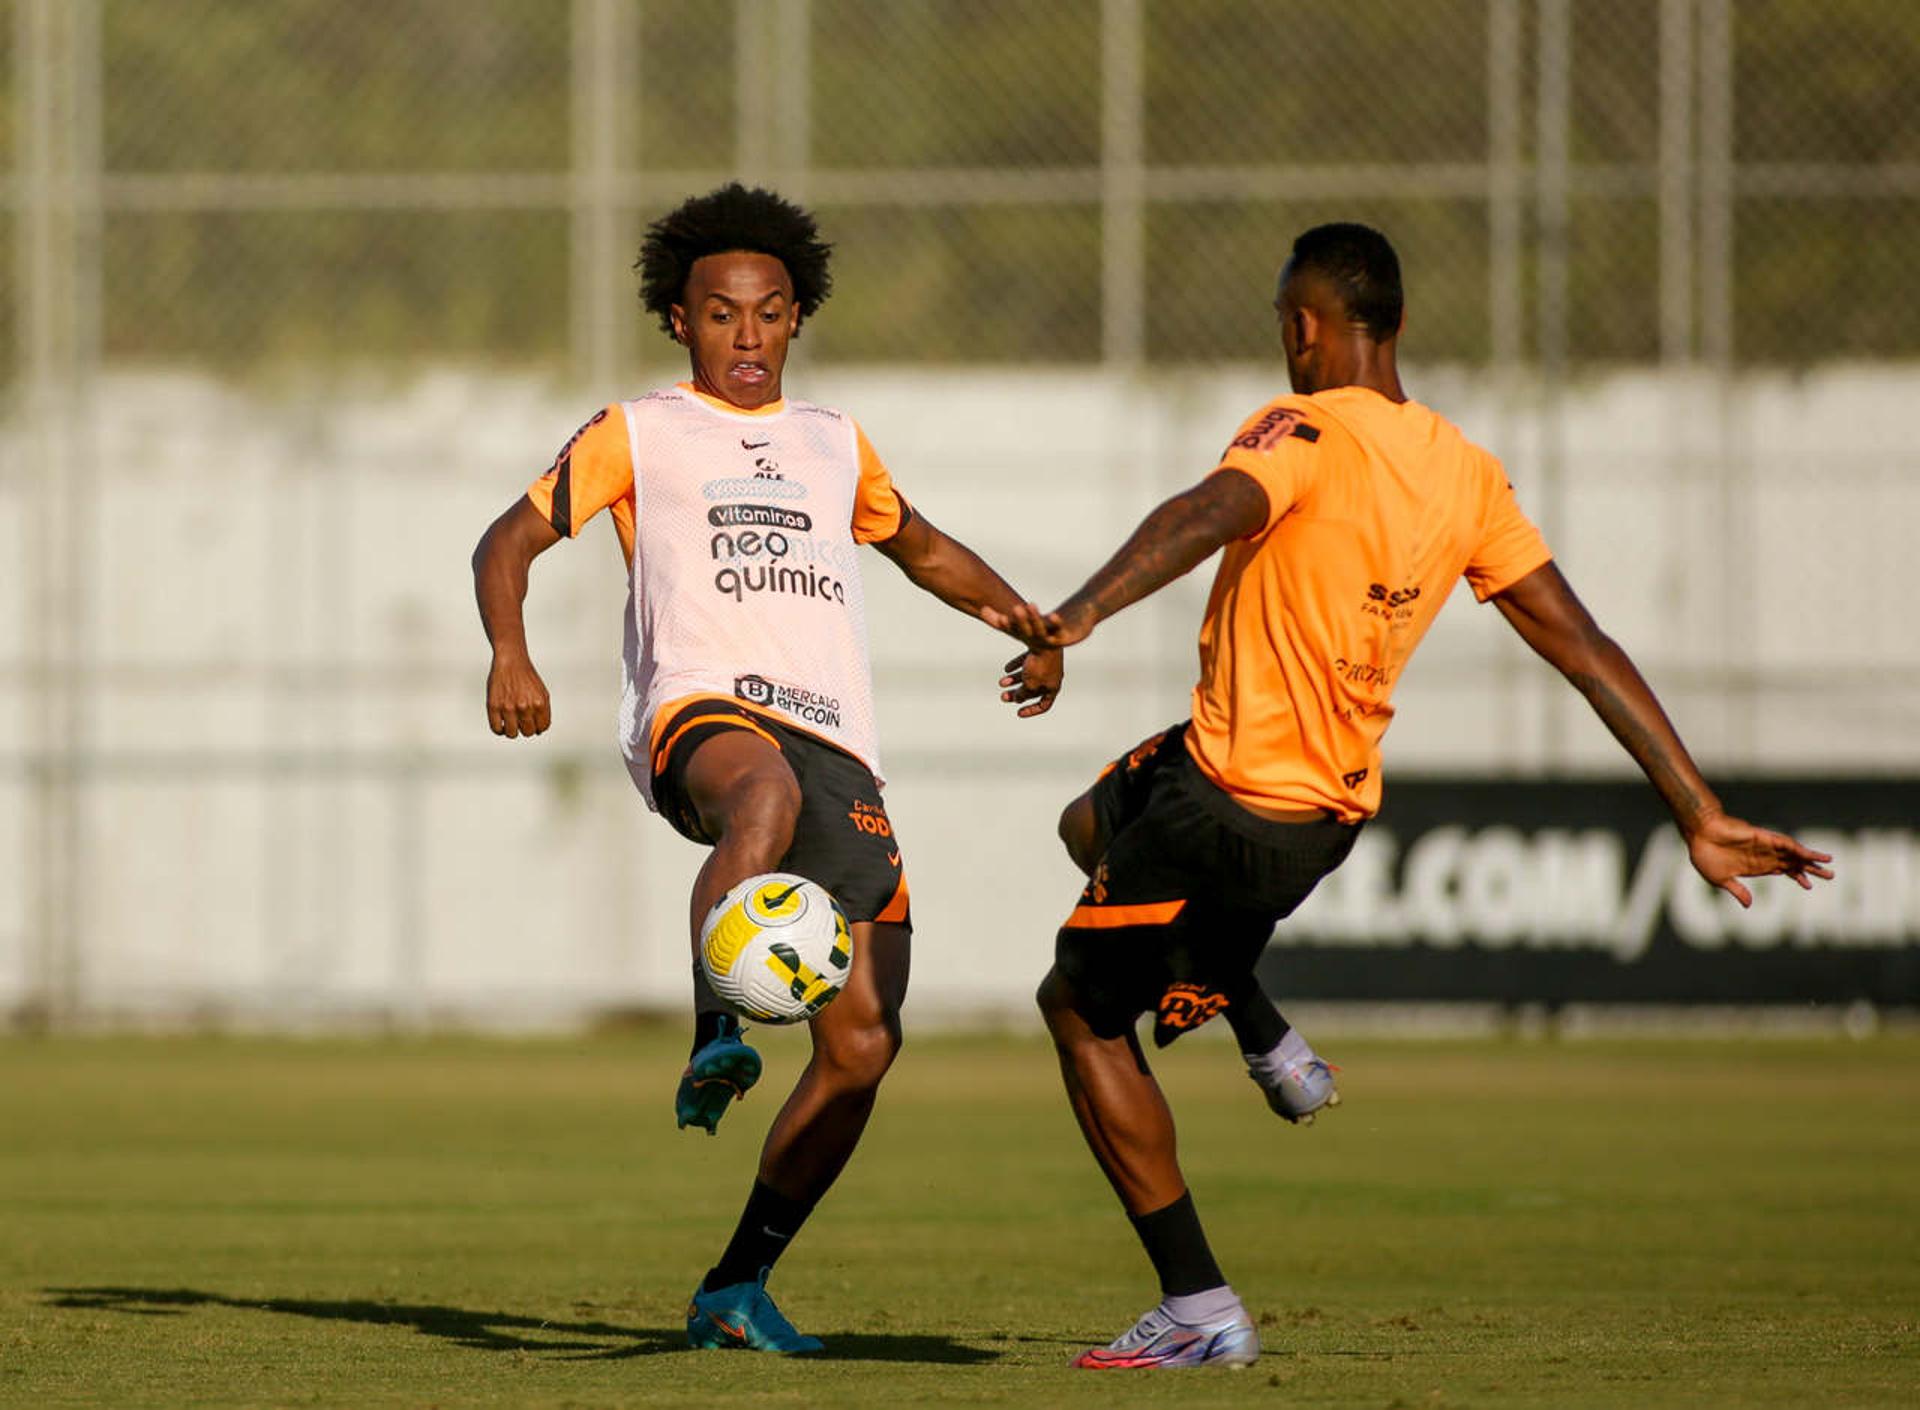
[636,183,834,338]
[1287,223,1404,341]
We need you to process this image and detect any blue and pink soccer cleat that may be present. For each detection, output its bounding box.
[1244,1033,1340,1125]
[1072,1302,1260,1369]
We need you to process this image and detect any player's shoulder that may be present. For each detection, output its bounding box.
[1415,404,1505,482]
[1225,394,1327,455]
[547,402,629,466]
[786,397,848,424]
[619,387,690,424]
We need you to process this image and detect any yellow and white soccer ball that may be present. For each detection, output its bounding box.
[699,873,854,1024]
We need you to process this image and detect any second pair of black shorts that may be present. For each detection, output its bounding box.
[1057,722,1359,1040]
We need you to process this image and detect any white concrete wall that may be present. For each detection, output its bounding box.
[2,362,1916,1025]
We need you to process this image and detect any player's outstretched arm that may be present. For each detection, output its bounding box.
[982,469,1269,651]
[872,510,1063,717]
[472,497,563,738]
[1491,562,1833,906]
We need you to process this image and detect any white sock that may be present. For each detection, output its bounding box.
[1163,1284,1244,1325]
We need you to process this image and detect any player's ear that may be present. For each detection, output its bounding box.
[1287,305,1316,355]
[787,304,803,339]
[669,303,690,345]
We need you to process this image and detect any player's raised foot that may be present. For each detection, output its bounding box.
[1072,1302,1259,1370]
[675,1030,762,1134]
[686,1269,823,1354]
[1244,1029,1339,1125]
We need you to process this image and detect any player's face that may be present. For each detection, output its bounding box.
[670,251,801,411]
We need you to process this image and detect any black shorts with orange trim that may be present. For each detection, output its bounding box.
[648,697,910,929]
[1058,722,1359,1042]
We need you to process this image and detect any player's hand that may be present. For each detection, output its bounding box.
[1683,811,1834,907]
[999,647,1063,718]
[981,600,1093,650]
[487,650,552,738]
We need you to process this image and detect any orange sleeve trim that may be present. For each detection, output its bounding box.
[1062,899,1187,930]
[873,872,911,924]
[1469,548,1555,604]
[851,421,908,545]
[653,712,781,773]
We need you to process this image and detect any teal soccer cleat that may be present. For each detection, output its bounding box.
[675,1031,762,1134]
[686,1270,824,1354]
[1072,1303,1259,1370]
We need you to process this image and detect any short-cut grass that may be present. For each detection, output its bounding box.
[2,1030,1915,1408]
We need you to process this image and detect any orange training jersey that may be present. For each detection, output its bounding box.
[523,383,910,804]
[1190,385,1552,822]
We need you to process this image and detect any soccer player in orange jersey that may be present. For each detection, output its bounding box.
[471,184,1059,1353]
[987,223,1834,1370]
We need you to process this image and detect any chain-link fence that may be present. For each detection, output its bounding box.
[11,0,1919,379]
[4,0,1917,1027]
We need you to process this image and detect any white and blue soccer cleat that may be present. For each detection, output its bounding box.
[1244,1030,1340,1125]
[686,1270,823,1354]
[1071,1302,1259,1370]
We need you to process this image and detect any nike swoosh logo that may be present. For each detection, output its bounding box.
[742,439,770,449]
[710,1312,749,1341]
[760,1226,791,1241]
[768,883,803,907]
[886,851,901,867]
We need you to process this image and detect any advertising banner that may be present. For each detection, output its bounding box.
[1257,779,1919,1004]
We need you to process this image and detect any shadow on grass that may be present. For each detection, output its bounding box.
[41,1286,998,1365]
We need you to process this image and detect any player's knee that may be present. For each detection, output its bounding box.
[719,767,803,850]
[820,1008,902,1089]
[1057,795,1100,875]
[1035,968,1075,1033]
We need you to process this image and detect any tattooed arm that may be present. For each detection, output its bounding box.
[1492,562,1832,905]
[982,469,1270,648]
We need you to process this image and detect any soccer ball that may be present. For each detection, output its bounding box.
[699,873,854,1024]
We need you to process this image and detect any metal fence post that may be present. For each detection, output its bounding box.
[572,0,631,393]
[17,0,99,1029]
[1660,0,1696,365]
[1698,0,1750,758]
[1101,0,1145,368]
[1534,0,1572,768]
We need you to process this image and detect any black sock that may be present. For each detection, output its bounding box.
[1128,1190,1226,1297]
[704,1180,817,1291]
[1225,979,1289,1054]
[690,1001,740,1060]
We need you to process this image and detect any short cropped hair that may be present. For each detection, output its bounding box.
[636,183,834,337]
[1287,223,1403,341]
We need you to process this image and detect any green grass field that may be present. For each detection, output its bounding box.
[2,1030,1915,1408]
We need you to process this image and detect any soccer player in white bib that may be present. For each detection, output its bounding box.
[472,184,1060,1353]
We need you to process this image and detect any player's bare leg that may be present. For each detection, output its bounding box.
[684,730,803,941]
[689,921,908,1352]
[674,731,802,1134]
[757,919,909,1197]
[1037,966,1184,1213]
[1038,965,1258,1370]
